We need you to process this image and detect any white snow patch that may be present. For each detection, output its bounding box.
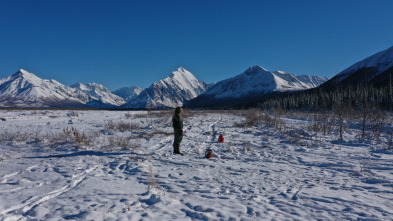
[0,110,392,220]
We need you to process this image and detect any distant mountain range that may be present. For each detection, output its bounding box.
[70,82,126,107]
[186,66,328,108]
[0,67,328,109]
[0,69,127,108]
[0,68,210,109]
[112,86,143,102]
[0,69,87,108]
[2,45,392,109]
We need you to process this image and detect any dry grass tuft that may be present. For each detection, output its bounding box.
[105,120,140,132]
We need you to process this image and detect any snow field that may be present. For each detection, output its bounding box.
[0,109,393,220]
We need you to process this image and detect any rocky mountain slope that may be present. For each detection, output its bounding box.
[122,67,209,109]
[0,69,86,108]
[187,66,328,108]
[320,45,393,89]
[0,69,125,108]
[112,86,142,102]
[71,83,126,107]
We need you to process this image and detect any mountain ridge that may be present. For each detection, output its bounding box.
[0,70,125,108]
[186,65,328,108]
[0,66,329,109]
[122,67,209,109]
[320,45,393,89]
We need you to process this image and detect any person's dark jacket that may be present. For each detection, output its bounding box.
[172,114,183,131]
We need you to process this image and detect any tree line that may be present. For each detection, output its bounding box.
[260,75,393,112]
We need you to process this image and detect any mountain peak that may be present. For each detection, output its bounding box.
[123,67,208,108]
[18,69,30,74]
[11,69,43,85]
[13,69,37,78]
[177,67,187,72]
[245,65,269,75]
[168,67,200,85]
[171,67,193,77]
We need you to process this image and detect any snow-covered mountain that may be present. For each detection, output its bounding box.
[0,69,125,108]
[321,45,393,88]
[112,86,142,102]
[0,69,86,108]
[71,83,126,107]
[122,67,208,109]
[273,71,328,88]
[187,65,328,108]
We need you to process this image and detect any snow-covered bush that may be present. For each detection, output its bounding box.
[233,109,261,128]
[67,111,80,117]
[148,165,159,190]
[369,109,386,141]
[0,129,31,143]
[105,120,140,132]
[48,127,98,148]
[107,136,140,150]
[124,112,132,119]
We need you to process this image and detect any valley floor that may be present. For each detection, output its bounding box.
[0,110,393,220]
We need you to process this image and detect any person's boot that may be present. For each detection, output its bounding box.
[177,144,184,155]
[174,144,184,155]
[177,144,184,156]
[173,143,178,154]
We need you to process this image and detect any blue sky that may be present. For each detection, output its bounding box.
[1,0,392,90]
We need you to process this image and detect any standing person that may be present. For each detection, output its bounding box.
[172,107,184,155]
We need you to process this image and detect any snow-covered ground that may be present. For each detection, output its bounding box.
[0,109,393,220]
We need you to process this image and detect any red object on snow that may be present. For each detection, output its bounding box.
[205,149,213,159]
[218,135,224,143]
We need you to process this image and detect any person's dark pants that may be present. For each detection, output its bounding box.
[173,129,183,154]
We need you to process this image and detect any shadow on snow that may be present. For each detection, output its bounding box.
[25,150,133,159]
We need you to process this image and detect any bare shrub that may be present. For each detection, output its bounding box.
[322,112,335,135]
[0,129,31,143]
[62,127,87,146]
[283,128,310,146]
[148,165,159,189]
[105,120,140,132]
[105,120,116,131]
[261,111,279,127]
[73,129,87,144]
[234,109,262,128]
[34,126,43,144]
[125,112,132,119]
[233,109,286,129]
[308,112,323,133]
[369,109,386,141]
[136,131,172,139]
[134,112,149,118]
[244,145,252,152]
[148,110,173,124]
[108,136,141,150]
[49,131,72,146]
[49,128,98,148]
[0,126,51,144]
[388,129,393,150]
[67,111,80,117]
[117,122,140,131]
